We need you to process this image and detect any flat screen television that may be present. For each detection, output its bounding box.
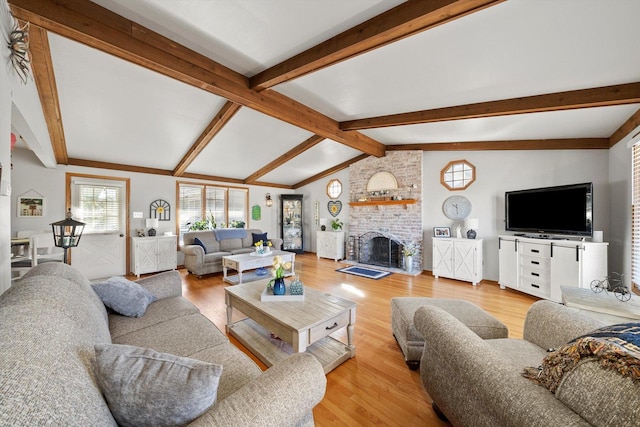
[505,182,593,237]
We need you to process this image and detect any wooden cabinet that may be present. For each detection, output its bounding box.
[317,231,345,261]
[131,235,177,278]
[433,238,483,286]
[281,195,303,254]
[498,235,608,302]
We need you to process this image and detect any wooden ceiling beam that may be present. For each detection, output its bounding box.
[385,138,610,151]
[293,154,369,189]
[9,0,385,157]
[28,24,68,164]
[609,108,640,147]
[341,82,640,130]
[250,0,505,90]
[244,134,325,184]
[173,101,242,176]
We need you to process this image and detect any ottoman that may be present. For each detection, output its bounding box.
[391,297,508,370]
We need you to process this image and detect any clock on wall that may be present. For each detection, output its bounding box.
[442,195,472,221]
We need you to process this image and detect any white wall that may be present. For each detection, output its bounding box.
[0,51,12,294]
[422,150,611,281]
[10,148,287,267]
[292,168,350,253]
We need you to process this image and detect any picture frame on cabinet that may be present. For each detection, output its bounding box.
[433,227,451,238]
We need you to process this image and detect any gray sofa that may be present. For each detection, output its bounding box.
[414,300,640,426]
[182,229,283,277]
[0,262,326,426]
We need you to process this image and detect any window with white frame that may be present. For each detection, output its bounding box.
[70,177,126,233]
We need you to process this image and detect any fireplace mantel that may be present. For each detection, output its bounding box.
[349,199,416,209]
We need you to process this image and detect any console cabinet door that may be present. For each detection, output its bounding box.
[453,240,478,282]
[157,236,177,271]
[432,239,453,278]
[498,238,518,289]
[134,239,157,275]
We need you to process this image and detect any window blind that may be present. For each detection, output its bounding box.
[71,179,125,233]
[632,144,640,289]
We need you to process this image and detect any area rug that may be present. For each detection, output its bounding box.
[336,265,391,280]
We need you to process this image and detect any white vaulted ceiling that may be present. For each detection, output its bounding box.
[8,0,640,188]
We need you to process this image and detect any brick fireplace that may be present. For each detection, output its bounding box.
[348,151,423,272]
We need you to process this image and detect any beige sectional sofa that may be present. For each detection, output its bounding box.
[414,300,640,426]
[182,229,283,277]
[0,262,326,426]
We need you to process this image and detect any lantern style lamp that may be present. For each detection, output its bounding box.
[146,218,159,236]
[51,209,85,264]
[265,193,273,207]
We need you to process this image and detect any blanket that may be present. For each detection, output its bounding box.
[522,322,640,393]
[213,229,247,240]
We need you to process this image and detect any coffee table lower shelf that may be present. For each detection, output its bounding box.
[229,318,352,374]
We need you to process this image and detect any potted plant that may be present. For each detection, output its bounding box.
[402,242,419,272]
[331,218,343,231]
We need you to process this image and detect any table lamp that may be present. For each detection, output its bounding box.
[146,218,159,236]
[465,218,479,239]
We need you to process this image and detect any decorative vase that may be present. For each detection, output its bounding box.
[273,277,286,295]
[289,276,304,295]
[404,256,413,273]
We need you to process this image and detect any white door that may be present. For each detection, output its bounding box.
[69,175,128,280]
[71,233,126,280]
[453,240,476,282]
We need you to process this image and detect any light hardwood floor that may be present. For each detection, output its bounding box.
[174,253,540,426]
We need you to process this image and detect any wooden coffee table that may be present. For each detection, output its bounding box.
[225,279,356,374]
[222,250,295,285]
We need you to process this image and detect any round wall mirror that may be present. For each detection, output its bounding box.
[327,179,342,199]
[441,160,476,191]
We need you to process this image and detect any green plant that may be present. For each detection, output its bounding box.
[187,212,216,230]
[331,218,343,231]
[230,220,245,228]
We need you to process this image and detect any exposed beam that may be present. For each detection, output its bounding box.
[244,134,325,184]
[10,0,385,157]
[28,24,67,164]
[385,138,610,151]
[68,158,173,175]
[609,108,640,147]
[340,82,640,130]
[293,154,369,189]
[250,0,505,90]
[173,102,242,176]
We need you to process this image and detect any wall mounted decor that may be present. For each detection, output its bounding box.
[150,199,170,221]
[17,190,45,217]
[327,179,342,199]
[442,195,472,221]
[251,204,261,221]
[328,200,342,217]
[366,171,398,192]
[440,160,476,191]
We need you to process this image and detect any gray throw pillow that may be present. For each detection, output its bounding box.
[94,344,222,427]
[92,276,157,317]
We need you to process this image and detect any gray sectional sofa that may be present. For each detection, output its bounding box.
[0,262,326,426]
[182,229,283,277]
[414,300,640,426]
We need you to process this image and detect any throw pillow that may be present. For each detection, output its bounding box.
[94,344,222,427]
[194,237,208,254]
[522,322,640,393]
[92,276,157,318]
[252,232,268,246]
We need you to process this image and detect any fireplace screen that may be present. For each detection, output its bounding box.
[358,232,402,268]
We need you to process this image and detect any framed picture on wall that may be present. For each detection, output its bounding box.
[433,226,451,238]
[18,196,45,217]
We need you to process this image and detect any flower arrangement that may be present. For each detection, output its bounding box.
[402,241,419,257]
[268,255,292,287]
[254,240,272,254]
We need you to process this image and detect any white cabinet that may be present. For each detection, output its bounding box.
[432,238,483,286]
[317,231,345,261]
[131,236,177,278]
[498,235,608,302]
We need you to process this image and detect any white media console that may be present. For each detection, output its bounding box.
[498,235,608,302]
